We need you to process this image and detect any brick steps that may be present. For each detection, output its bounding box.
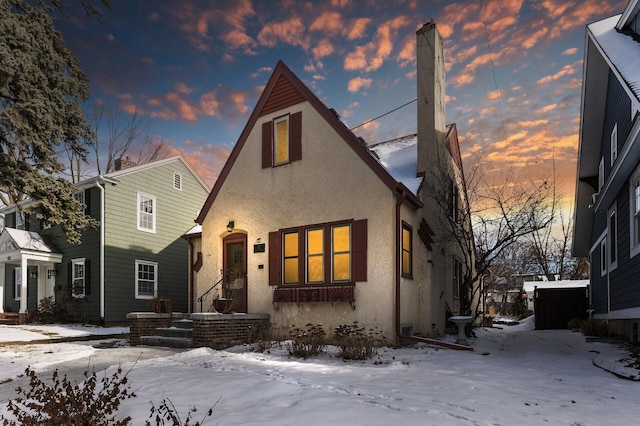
[139,319,194,348]
[0,313,20,325]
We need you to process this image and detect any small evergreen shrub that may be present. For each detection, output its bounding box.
[30,296,66,324]
[0,366,136,425]
[287,323,325,358]
[334,321,385,361]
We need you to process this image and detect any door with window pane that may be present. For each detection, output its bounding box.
[223,234,247,313]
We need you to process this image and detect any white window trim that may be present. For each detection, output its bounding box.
[608,203,618,272]
[173,172,182,191]
[71,258,86,298]
[135,260,158,300]
[137,192,156,233]
[611,123,618,163]
[630,164,640,258]
[598,157,605,191]
[14,267,21,301]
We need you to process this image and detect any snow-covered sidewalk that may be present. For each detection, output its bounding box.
[1,318,639,425]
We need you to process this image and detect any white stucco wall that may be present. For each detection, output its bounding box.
[198,100,417,342]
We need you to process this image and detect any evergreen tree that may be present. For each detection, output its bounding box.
[0,0,103,243]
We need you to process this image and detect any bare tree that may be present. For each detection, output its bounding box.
[425,157,556,318]
[66,101,168,182]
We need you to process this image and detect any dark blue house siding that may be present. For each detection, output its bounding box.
[602,72,633,173]
[590,245,608,313]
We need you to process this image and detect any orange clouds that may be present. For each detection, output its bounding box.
[344,15,411,72]
[118,83,252,124]
[348,77,372,93]
[537,61,581,84]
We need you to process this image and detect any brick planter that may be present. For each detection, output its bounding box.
[191,313,270,349]
[126,312,185,346]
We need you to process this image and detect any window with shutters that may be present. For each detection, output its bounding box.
[608,203,618,271]
[135,260,158,299]
[14,267,21,301]
[402,222,412,278]
[71,258,86,298]
[269,219,367,287]
[630,164,640,258]
[262,111,302,168]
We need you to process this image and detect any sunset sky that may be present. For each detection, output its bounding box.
[57,0,627,205]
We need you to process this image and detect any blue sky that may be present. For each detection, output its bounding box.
[57,0,627,199]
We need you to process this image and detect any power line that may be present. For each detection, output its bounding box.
[349,98,417,131]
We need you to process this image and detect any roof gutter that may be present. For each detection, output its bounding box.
[394,185,472,351]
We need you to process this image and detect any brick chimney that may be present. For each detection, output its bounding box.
[114,156,137,171]
[416,19,447,176]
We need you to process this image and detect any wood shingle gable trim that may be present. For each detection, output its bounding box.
[195,61,421,224]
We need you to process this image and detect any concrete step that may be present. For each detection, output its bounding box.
[171,319,194,329]
[139,335,193,349]
[155,327,193,339]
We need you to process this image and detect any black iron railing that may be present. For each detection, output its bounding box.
[197,271,224,313]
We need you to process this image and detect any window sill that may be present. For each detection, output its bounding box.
[273,284,355,303]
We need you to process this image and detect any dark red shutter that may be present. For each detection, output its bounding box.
[290,111,302,162]
[352,219,368,282]
[262,121,273,168]
[268,231,281,286]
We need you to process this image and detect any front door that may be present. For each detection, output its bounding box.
[223,234,247,313]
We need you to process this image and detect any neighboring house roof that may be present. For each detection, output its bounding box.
[573,6,640,256]
[195,61,422,224]
[100,155,210,192]
[183,224,202,237]
[591,15,640,104]
[1,227,59,254]
[523,280,589,293]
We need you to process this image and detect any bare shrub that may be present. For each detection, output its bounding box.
[287,323,325,358]
[334,321,386,361]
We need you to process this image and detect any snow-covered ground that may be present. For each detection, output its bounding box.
[1,317,639,425]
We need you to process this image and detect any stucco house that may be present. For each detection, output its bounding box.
[189,21,474,345]
[0,155,209,324]
[572,0,640,342]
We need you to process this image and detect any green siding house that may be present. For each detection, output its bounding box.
[0,155,210,324]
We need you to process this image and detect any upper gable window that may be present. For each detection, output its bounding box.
[173,173,182,191]
[262,111,302,168]
[137,192,156,233]
[274,116,290,165]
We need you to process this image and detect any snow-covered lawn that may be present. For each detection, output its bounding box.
[1,317,639,425]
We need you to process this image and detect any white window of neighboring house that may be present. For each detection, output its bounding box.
[137,192,156,233]
[608,204,618,271]
[598,157,605,192]
[630,165,640,257]
[72,258,86,298]
[15,211,25,230]
[173,173,182,191]
[14,267,21,301]
[135,260,158,299]
[611,123,618,163]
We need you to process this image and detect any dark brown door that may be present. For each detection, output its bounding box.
[223,233,247,313]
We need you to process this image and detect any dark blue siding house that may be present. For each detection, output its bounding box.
[573,0,640,342]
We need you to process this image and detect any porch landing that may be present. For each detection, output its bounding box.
[127,312,270,350]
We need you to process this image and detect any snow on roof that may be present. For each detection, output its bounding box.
[589,14,640,103]
[523,280,589,292]
[3,227,56,252]
[183,224,202,236]
[368,134,422,195]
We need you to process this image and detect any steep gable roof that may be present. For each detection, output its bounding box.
[195,61,421,224]
[0,227,59,254]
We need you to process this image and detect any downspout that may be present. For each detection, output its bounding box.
[394,185,472,351]
[92,178,106,325]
